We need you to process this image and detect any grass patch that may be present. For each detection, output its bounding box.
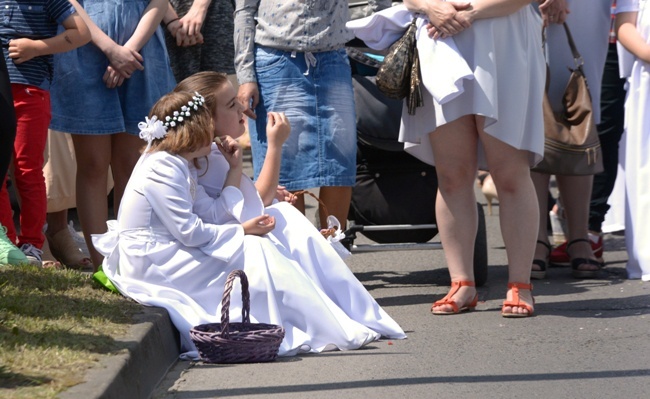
[0,265,142,399]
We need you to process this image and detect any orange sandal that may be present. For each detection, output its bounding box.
[431,281,478,315]
[501,282,535,318]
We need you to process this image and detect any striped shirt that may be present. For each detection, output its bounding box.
[234,0,389,84]
[1,0,75,88]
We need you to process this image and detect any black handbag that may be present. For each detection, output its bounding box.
[375,18,423,115]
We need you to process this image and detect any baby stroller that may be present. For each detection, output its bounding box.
[342,37,489,287]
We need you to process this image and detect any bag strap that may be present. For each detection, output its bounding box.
[561,23,584,71]
[541,22,585,73]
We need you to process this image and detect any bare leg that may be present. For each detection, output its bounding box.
[556,175,599,271]
[428,115,479,314]
[480,124,537,315]
[291,193,306,215]
[531,171,552,273]
[45,209,68,235]
[72,134,112,270]
[110,133,143,216]
[318,186,352,230]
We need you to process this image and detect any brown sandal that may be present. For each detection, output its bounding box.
[46,228,92,270]
[431,281,478,315]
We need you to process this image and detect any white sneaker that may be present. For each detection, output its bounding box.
[20,243,44,267]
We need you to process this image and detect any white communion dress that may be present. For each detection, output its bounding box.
[92,149,406,359]
[617,0,650,281]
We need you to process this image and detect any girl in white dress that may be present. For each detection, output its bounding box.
[401,0,545,317]
[615,0,650,281]
[92,89,406,359]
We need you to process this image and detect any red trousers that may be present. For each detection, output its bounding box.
[0,84,50,248]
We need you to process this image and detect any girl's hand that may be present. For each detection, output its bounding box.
[7,38,40,64]
[181,31,204,47]
[103,65,125,88]
[167,18,182,37]
[266,112,291,148]
[242,214,276,236]
[237,82,260,119]
[179,6,206,38]
[175,19,204,47]
[216,135,243,169]
[105,44,144,78]
[275,185,296,204]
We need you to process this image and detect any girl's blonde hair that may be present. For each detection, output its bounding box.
[147,91,213,154]
[174,71,230,113]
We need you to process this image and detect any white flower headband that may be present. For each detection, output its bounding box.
[138,92,206,143]
[163,92,205,129]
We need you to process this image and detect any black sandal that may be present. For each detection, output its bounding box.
[532,240,551,280]
[568,238,604,279]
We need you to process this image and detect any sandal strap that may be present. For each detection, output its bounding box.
[432,298,459,313]
[571,257,603,270]
[507,282,533,291]
[536,240,552,251]
[451,280,475,288]
[532,259,547,271]
[433,280,475,311]
[439,280,475,299]
[566,238,590,250]
[502,299,534,314]
[503,282,535,314]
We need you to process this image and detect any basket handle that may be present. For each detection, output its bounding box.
[219,270,251,339]
[291,190,339,239]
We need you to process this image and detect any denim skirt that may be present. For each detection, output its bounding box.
[249,46,357,190]
[50,0,176,135]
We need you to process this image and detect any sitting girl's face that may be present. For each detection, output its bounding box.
[213,82,246,139]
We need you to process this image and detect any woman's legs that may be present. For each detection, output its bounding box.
[110,133,142,216]
[531,171,552,273]
[428,115,480,313]
[73,133,141,270]
[479,125,537,315]
[318,186,352,230]
[531,172,600,274]
[72,134,112,269]
[556,175,600,272]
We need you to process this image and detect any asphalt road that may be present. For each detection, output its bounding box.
[151,166,650,399]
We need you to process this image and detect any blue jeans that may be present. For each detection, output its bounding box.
[249,46,357,190]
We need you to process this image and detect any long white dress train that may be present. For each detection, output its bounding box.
[93,150,406,359]
[617,0,650,281]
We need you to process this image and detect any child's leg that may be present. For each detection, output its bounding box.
[10,84,50,249]
[318,186,351,230]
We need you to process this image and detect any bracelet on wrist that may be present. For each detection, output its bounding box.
[163,17,180,29]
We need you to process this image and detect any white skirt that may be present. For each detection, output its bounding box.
[400,5,546,169]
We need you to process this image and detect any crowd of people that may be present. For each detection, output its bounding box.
[1,0,648,356]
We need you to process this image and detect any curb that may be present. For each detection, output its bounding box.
[59,306,179,399]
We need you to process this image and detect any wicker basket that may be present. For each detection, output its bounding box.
[190,270,285,363]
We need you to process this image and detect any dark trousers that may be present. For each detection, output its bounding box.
[588,43,626,232]
[0,56,16,183]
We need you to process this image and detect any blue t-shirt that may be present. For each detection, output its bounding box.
[1,0,75,89]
